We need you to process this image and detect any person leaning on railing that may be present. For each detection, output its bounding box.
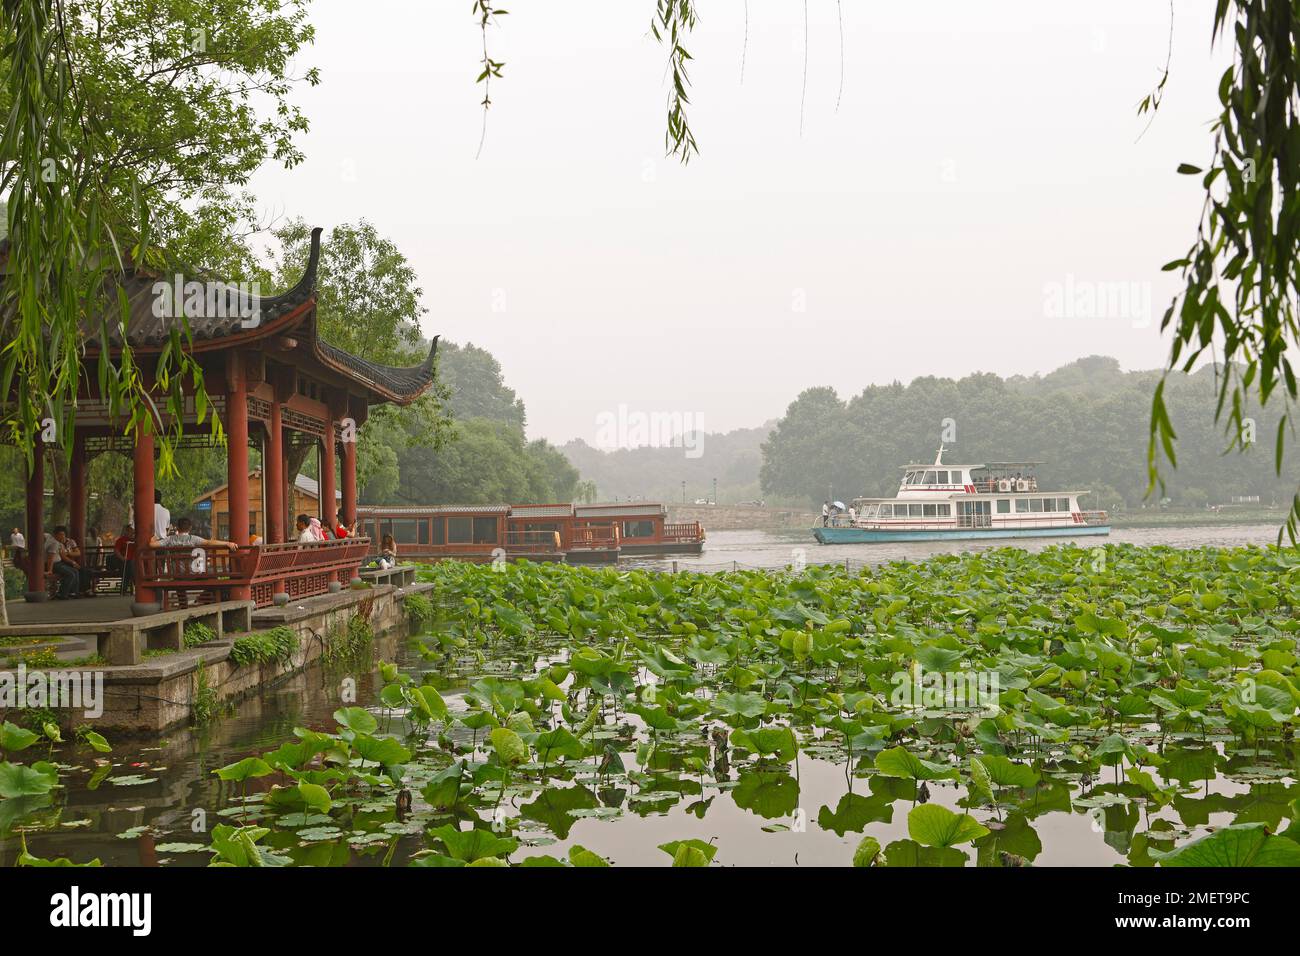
[149,517,238,565]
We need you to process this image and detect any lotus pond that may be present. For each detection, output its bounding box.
[4,543,1300,868]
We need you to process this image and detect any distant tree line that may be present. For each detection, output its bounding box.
[759,356,1298,512]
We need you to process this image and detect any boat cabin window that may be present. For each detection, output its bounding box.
[473,517,499,543]
[380,518,421,545]
[1012,497,1071,514]
[448,517,473,544]
[924,471,938,483]
[622,520,655,538]
[878,504,892,517]
[431,518,445,545]
[996,499,1010,513]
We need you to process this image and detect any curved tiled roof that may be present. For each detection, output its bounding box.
[2,226,438,406]
[315,335,439,406]
[84,228,323,350]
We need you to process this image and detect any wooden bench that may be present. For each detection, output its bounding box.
[360,564,417,588]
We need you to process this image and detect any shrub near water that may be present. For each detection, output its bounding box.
[229,627,299,667]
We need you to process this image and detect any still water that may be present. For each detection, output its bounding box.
[6,521,1289,868]
[627,523,1286,573]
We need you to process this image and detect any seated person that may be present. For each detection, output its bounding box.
[327,512,349,539]
[295,514,325,543]
[151,516,237,550]
[44,526,89,599]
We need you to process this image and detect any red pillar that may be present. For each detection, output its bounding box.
[226,353,252,602]
[131,424,158,614]
[265,400,285,543]
[342,435,357,530]
[320,417,337,531]
[23,446,46,601]
[69,433,87,549]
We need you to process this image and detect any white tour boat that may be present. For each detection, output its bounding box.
[813,447,1109,543]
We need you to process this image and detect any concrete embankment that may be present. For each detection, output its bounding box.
[667,503,817,531]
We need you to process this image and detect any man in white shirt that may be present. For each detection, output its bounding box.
[9,528,26,570]
[153,490,171,538]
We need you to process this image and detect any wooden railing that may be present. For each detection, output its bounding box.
[569,525,620,551]
[661,521,705,543]
[137,537,370,610]
[505,530,563,554]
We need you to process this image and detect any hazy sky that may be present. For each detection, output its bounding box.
[249,1,1231,447]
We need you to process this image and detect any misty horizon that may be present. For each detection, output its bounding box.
[247,1,1232,447]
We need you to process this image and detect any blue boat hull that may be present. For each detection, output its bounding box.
[812,525,1111,544]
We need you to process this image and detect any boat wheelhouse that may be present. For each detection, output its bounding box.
[573,503,705,555]
[813,448,1109,544]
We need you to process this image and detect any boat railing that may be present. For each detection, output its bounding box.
[504,530,563,553]
[662,521,704,543]
[955,514,993,528]
[1079,510,1109,526]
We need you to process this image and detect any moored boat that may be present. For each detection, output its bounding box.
[813,448,1109,544]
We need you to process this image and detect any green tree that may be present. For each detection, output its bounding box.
[438,341,527,431]
[1150,1,1300,541]
[1,0,317,475]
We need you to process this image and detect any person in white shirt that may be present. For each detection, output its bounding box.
[154,490,171,538]
[295,514,325,543]
[9,528,26,570]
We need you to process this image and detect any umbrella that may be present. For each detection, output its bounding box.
[832,501,846,511]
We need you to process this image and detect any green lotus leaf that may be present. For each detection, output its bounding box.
[874,746,958,781]
[1153,823,1300,867]
[907,804,990,848]
[488,727,530,767]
